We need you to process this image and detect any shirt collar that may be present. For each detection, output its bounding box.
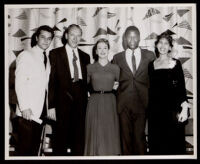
[65,44,78,54]
[35,45,44,53]
[126,47,141,56]
[33,45,50,56]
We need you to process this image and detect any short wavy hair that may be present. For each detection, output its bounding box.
[155,32,173,57]
[61,24,83,45]
[31,25,54,47]
[93,38,110,62]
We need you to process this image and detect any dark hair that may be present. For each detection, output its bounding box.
[61,24,83,45]
[31,25,54,47]
[155,32,173,57]
[122,26,140,50]
[93,38,110,62]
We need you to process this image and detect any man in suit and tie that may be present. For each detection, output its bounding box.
[113,26,155,155]
[48,24,90,156]
[15,25,54,156]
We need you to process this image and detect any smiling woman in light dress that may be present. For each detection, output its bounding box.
[84,38,121,156]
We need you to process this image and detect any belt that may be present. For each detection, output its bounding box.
[91,90,113,94]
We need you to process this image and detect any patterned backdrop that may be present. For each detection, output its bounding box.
[6,5,194,119]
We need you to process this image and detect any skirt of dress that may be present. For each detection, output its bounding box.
[148,111,186,155]
[84,93,121,156]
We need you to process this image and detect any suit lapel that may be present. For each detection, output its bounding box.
[61,46,72,79]
[61,46,87,81]
[135,49,148,77]
[120,52,133,77]
[78,49,87,81]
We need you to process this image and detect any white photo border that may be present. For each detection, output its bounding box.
[4,3,197,160]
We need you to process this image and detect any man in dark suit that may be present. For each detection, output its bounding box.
[113,26,155,155]
[48,24,90,156]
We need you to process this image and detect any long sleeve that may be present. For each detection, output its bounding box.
[48,50,57,109]
[86,65,91,84]
[15,52,32,111]
[86,64,93,93]
[111,55,117,65]
[176,60,188,105]
[115,65,120,82]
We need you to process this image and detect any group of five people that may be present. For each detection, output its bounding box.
[13,23,190,156]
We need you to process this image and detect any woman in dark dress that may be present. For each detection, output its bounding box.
[148,33,190,155]
[84,39,121,156]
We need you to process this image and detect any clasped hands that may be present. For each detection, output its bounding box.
[22,108,33,120]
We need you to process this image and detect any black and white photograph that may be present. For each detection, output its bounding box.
[4,3,197,160]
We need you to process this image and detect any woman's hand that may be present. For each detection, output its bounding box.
[178,101,190,122]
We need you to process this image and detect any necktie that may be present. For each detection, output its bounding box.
[43,51,47,69]
[41,51,47,119]
[72,50,79,82]
[132,51,136,75]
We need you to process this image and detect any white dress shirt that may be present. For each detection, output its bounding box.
[65,44,83,79]
[125,47,141,73]
[15,45,51,121]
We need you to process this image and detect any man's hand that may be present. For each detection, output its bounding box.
[22,109,33,121]
[113,81,119,90]
[47,108,56,121]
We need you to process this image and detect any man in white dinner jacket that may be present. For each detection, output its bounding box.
[15,25,54,156]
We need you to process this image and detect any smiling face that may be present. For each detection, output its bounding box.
[66,26,82,48]
[36,30,53,50]
[157,37,171,56]
[96,42,109,60]
[126,30,140,50]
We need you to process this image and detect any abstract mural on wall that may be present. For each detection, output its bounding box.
[7,5,194,113]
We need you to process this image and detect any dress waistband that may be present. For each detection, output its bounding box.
[91,90,113,94]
